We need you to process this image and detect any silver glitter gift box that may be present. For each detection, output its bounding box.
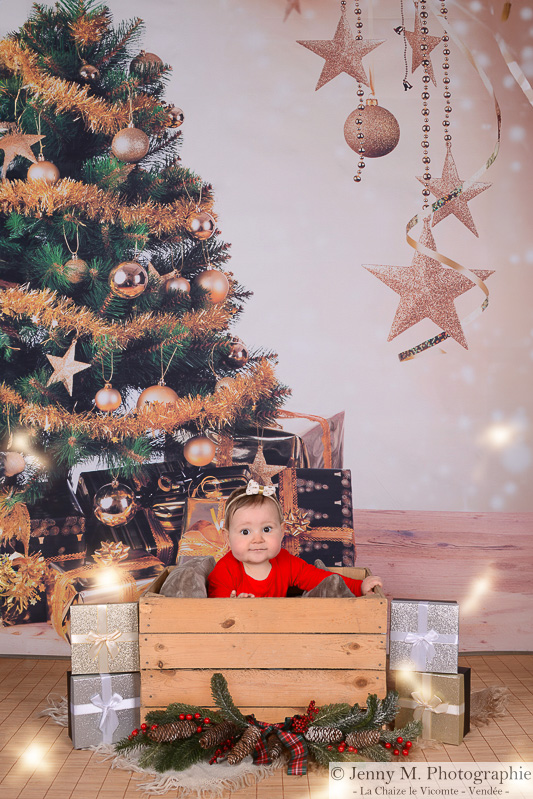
[389,598,459,673]
[70,602,140,675]
[68,671,140,749]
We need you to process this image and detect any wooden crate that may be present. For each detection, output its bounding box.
[139,566,387,723]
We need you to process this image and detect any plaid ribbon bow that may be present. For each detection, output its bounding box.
[250,717,308,776]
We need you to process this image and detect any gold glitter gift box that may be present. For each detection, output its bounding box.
[393,670,466,745]
[70,602,140,675]
[389,598,459,674]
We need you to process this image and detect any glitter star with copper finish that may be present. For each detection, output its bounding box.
[250,442,285,486]
[404,2,442,86]
[46,339,91,395]
[0,131,44,178]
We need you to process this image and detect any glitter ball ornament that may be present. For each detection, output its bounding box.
[78,64,100,82]
[130,50,163,73]
[2,451,26,477]
[165,105,184,128]
[225,337,249,368]
[187,211,216,240]
[215,376,235,392]
[109,261,148,298]
[183,435,216,467]
[63,255,88,284]
[93,479,138,526]
[163,274,190,294]
[111,124,150,163]
[27,154,60,184]
[137,382,179,410]
[95,383,122,412]
[344,99,400,158]
[194,269,229,304]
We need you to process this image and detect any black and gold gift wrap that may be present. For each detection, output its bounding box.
[211,427,310,469]
[394,670,466,746]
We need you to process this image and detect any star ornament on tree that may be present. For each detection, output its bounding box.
[46,339,91,395]
[364,219,494,349]
[404,1,442,86]
[250,442,285,486]
[417,142,491,237]
[298,9,385,90]
[0,131,44,178]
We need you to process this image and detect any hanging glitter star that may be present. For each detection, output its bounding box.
[298,9,385,90]
[404,1,442,86]
[46,339,91,395]
[417,142,492,237]
[250,442,285,486]
[284,0,301,22]
[364,219,494,349]
[0,131,43,178]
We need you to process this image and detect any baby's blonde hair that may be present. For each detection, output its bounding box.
[224,485,284,529]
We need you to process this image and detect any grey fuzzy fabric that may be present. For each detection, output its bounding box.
[159,556,217,598]
[302,572,355,598]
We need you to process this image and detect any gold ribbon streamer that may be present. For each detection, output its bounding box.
[276,410,333,469]
[399,2,502,361]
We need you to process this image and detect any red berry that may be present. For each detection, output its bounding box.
[327,745,333,750]
[150,724,158,730]
[140,723,148,731]
[402,749,409,756]
[128,735,133,740]
[384,742,392,749]
[179,713,185,720]
[132,729,139,736]
[194,713,201,719]
[186,714,193,720]
[196,726,203,733]
[396,737,403,744]
[393,749,400,756]
[203,717,211,725]
[406,740,412,748]
[338,744,346,752]
[347,746,355,752]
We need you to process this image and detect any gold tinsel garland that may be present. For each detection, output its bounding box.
[0,178,214,238]
[0,40,159,135]
[0,359,278,439]
[0,286,232,347]
[69,10,113,47]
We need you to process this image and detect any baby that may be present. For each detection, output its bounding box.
[207,480,382,598]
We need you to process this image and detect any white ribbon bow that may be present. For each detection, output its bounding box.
[403,628,440,669]
[90,690,124,738]
[246,479,276,497]
[411,691,449,721]
[86,629,123,660]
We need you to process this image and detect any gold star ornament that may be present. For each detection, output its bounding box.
[46,339,91,395]
[365,219,494,349]
[250,442,285,486]
[298,9,385,90]
[0,131,44,178]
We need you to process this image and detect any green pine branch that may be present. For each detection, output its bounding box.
[210,673,248,730]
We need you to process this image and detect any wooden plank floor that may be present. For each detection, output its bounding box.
[1,654,532,799]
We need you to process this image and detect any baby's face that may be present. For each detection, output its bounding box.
[226,502,284,567]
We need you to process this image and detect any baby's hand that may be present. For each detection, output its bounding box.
[361,576,383,596]
[229,590,256,598]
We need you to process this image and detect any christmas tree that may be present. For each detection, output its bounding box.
[0,0,287,513]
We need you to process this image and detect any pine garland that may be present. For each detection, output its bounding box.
[210,673,248,730]
[198,720,241,749]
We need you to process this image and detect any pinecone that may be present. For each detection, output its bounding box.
[226,724,262,765]
[345,729,381,748]
[198,720,242,749]
[266,733,284,761]
[147,719,198,742]
[305,726,343,744]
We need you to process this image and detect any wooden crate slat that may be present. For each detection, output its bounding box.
[141,632,386,670]
[140,595,386,634]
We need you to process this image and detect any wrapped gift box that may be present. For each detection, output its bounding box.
[70,602,140,675]
[389,598,459,674]
[394,669,466,745]
[210,427,309,469]
[272,467,355,567]
[68,671,140,749]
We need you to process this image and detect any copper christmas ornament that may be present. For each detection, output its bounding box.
[63,255,88,284]
[78,64,100,82]
[225,337,249,368]
[111,124,150,163]
[163,274,190,294]
[130,50,163,73]
[183,435,216,467]
[109,261,148,298]
[215,376,235,392]
[187,211,215,240]
[344,99,400,158]
[27,154,60,184]
[136,382,179,410]
[2,451,26,477]
[95,383,122,412]
[93,479,138,526]
[165,106,184,128]
[194,269,229,304]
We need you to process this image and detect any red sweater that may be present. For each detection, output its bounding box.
[207,548,363,597]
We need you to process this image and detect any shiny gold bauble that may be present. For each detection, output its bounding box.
[344,100,400,158]
[2,451,26,477]
[187,211,216,240]
[183,435,216,467]
[27,155,60,185]
[79,64,100,81]
[215,376,235,392]
[136,382,179,410]
[130,50,164,73]
[165,105,184,128]
[93,480,138,527]
[64,255,89,284]
[109,261,148,298]
[111,125,150,163]
[225,337,249,368]
[95,383,122,412]
[194,269,229,304]
[163,275,190,294]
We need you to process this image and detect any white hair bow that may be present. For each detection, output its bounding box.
[246,479,276,497]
